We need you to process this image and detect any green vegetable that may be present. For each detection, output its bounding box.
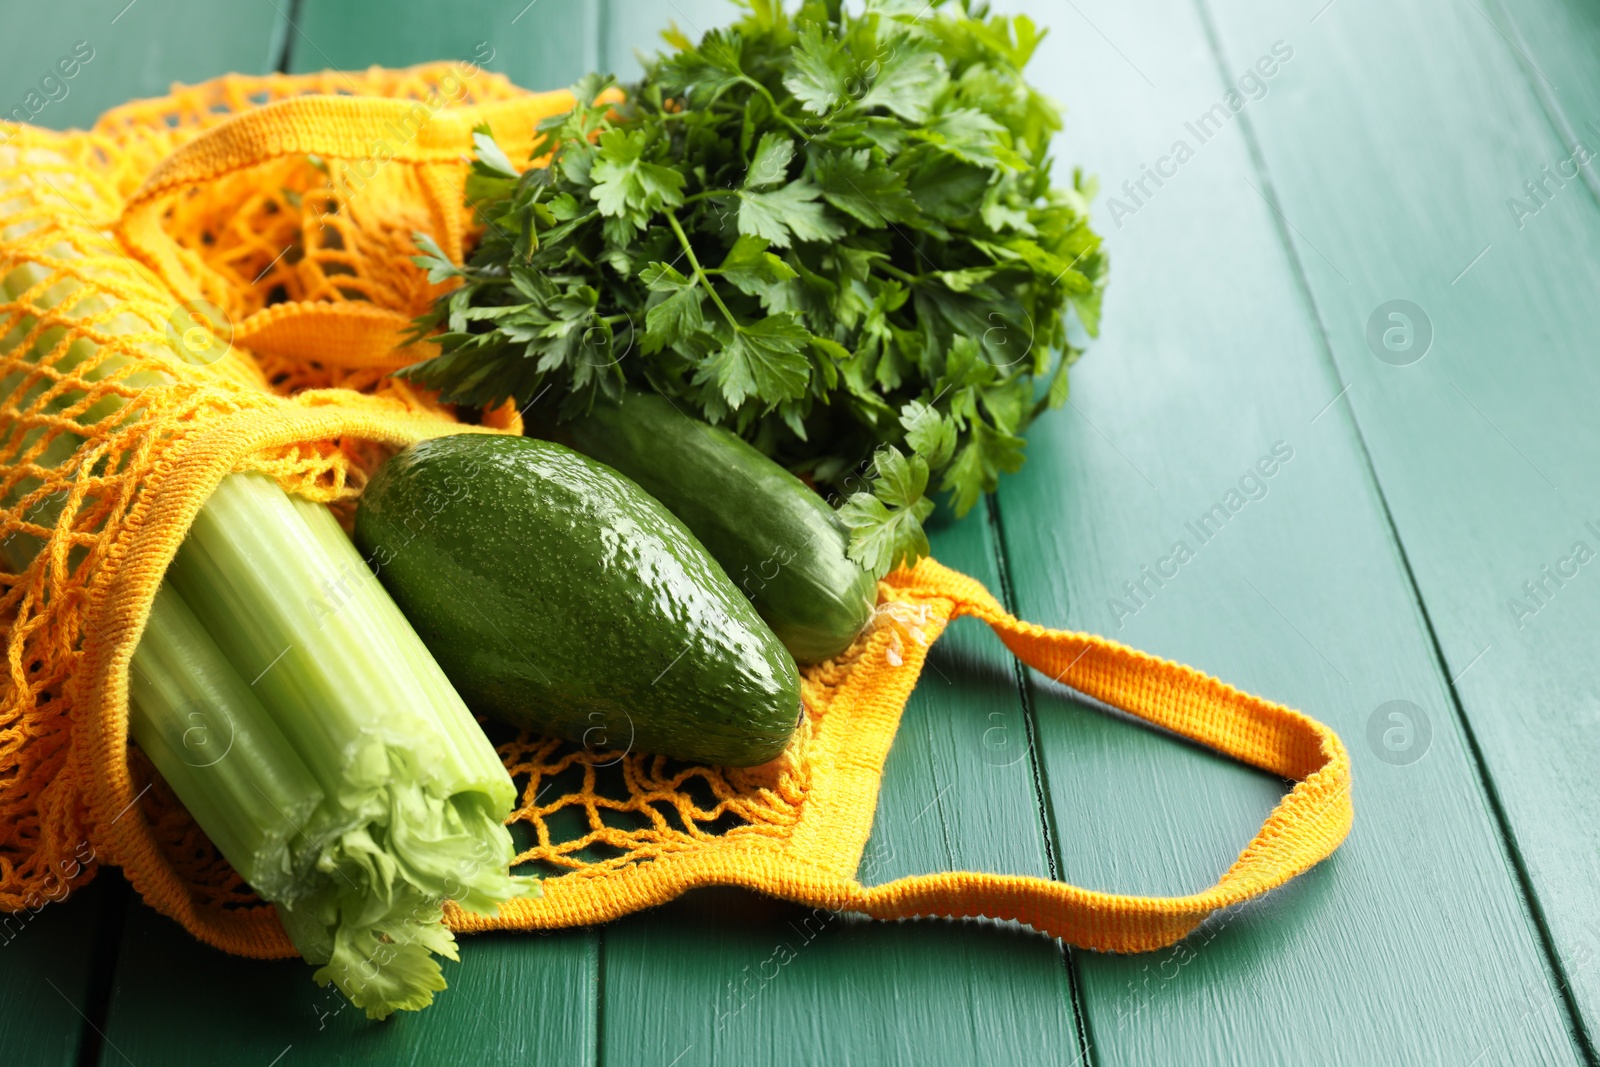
[400,0,1105,576]
[354,434,803,767]
[561,390,877,663]
[129,581,322,906]
[158,473,532,1018]
[0,152,530,1020]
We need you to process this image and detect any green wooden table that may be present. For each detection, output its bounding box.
[5,0,1600,1063]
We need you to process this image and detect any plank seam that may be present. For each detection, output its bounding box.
[1187,0,1600,1062]
[1486,0,1600,214]
[593,924,607,1067]
[270,0,305,75]
[984,494,1098,1067]
[76,878,128,1067]
[597,0,614,79]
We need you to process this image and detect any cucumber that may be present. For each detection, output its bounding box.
[354,434,801,767]
[563,391,877,665]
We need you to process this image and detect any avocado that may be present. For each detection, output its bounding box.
[354,434,801,767]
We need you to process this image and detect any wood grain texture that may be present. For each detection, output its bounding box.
[99,906,596,1066]
[0,882,117,1067]
[593,4,1080,1063]
[1198,0,1600,1049]
[601,0,739,81]
[997,0,1586,1063]
[0,0,284,132]
[1486,0,1600,184]
[290,0,599,90]
[1,0,1588,1064]
[83,4,607,1065]
[0,7,283,1065]
[598,511,1082,1067]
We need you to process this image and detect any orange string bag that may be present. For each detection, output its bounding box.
[0,66,1351,964]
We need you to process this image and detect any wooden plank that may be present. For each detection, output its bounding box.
[290,0,599,91]
[602,0,736,82]
[0,1,285,132]
[1194,0,1600,1048]
[593,4,1078,1063]
[599,511,1083,1067]
[992,0,1589,1063]
[0,882,120,1067]
[0,5,283,1065]
[82,3,603,1065]
[1488,0,1600,172]
[101,906,596,1066]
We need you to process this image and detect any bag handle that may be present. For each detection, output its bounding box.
[855,561,1352,952]
[113,90,604,367]
[119,90,588,254]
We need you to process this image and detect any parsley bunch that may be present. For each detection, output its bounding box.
[401,0,1106,576]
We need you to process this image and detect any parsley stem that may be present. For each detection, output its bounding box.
[879,263,924,284]
[664,211,741,332]
[736,75,814,140]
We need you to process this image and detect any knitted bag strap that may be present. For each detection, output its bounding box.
[112,90,603,367]
[853,561,1353,952]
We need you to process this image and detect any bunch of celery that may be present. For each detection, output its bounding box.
[0,150,531,1019]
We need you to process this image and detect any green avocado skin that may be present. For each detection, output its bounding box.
[353,434,801,767]
[564,391,877,664]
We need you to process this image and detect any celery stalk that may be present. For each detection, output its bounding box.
[164,472,530,1015]
[128,584,324,903]
[166,475,514,813]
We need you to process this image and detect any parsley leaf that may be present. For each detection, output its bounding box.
[409,232,464,283]
[639,262,704,353]
[943,418,1026,516]
[872,445,929,508]
[738,179,845,247]
[900,400,957,469]
[697,313,812,407]
[784,23,853,115]
[859,33,948,122]
[471,129,521,179]
[745,132,796,189]
[716,234,798,297]
[401,0,1106,577]
[811,148,917,228]
[841,447,935,574]
[919,108,1021,169]
[590,128,686,230]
